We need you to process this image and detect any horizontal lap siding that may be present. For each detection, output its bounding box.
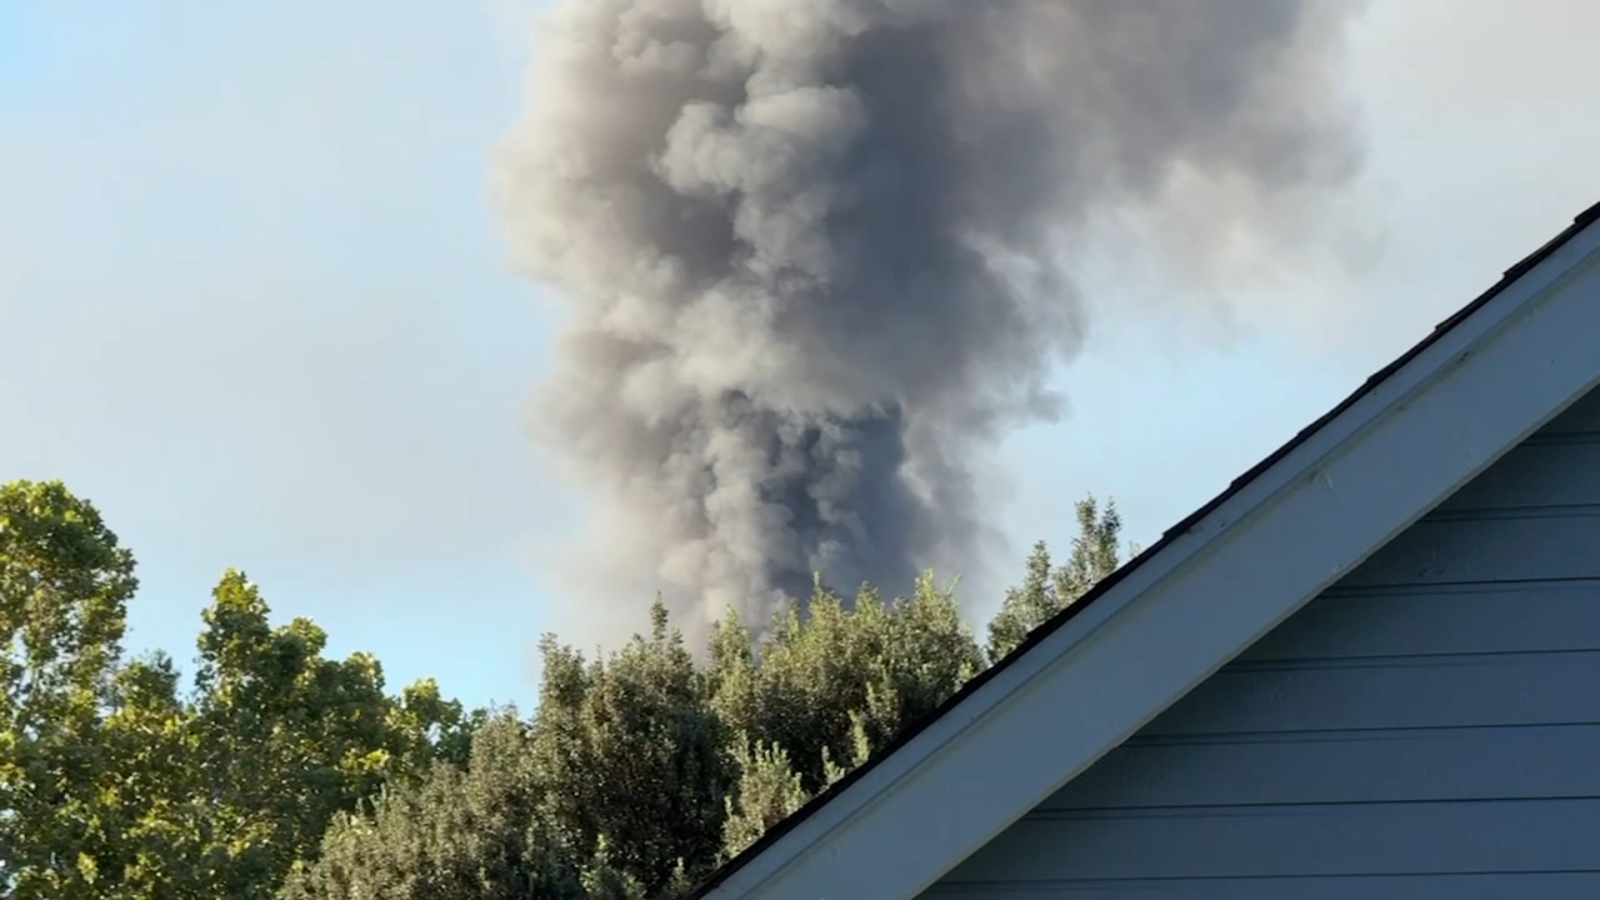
[927,389,1600,897]
[923,872,1600,899]
[941,799,1600,881]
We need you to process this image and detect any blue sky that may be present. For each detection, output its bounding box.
[4,1,1597,712]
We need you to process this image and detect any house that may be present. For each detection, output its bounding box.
[692,199,1600,900]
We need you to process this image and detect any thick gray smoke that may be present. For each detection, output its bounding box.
[493,0,1362,642]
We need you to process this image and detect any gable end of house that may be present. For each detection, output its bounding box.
[694,200,1600,900]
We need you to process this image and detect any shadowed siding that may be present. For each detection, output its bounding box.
[924,387,1600,898]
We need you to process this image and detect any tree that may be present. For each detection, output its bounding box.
[1053,495,1126,603]
[709,574,983,797]
[95,650,206,898]
[0,479,138,898]
[843,573,984,759]
[987,495,1127,663]
[985,541,1057,665]
[290,600,735,899]
[174,569,478,898]
[2,479,482,898]
[282,712,590,900]
[707,580,873,794]
[286,496,1129,896]
[528,598,732,893]
[5,477,1135,899]
[720,740,807,859]
[390,678,482,775]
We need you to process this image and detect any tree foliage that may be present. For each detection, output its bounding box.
[0,481,482,898]
[529,598,731,893]
[281,713,593,900]
[2,478,1126,898]
[986,496,1129,663]
[1,480,138,898]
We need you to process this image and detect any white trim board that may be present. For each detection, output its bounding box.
[699,208,1600,900]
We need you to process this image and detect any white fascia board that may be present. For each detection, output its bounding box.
[706,218,1600,900]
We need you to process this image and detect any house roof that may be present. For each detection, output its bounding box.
[692,200,1600,900]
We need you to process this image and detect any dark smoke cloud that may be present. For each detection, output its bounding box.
[493,0,1362,643]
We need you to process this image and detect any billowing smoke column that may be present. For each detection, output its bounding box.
[494,0,1361,642]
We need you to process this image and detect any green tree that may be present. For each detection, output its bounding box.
[706,580,870,794]
[719,739,808,859]
[282,712,588,900]
[4,477,1132,899]
[1052,495,1126,604]
[0,479,138,898]
[987,496,1127,663]
[529,599,731,893]
[860,572,985,749]
[985,541,1057,665]
[96,650,208,898]
[712,575,982,795]
[176,569,465,897]
[390,678,483,774]
[290,601,733,899]
[2,479,480,898]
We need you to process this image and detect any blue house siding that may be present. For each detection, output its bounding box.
[924,387,1600,898]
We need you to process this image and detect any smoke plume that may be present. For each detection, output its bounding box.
[493,0,1362,642]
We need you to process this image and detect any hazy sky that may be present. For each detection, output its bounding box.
[4,1,1597,711]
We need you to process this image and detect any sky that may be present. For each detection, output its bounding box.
[3,1,1597,713]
